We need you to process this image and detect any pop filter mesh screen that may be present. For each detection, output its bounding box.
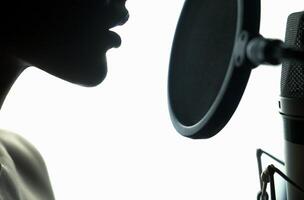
[169,0,238,126]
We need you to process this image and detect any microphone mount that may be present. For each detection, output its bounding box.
[235,31,304,68]
[257,164,304,200]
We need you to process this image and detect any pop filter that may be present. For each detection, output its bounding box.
[168,0,261,139]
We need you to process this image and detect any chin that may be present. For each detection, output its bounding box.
[77,54,108,87]
[65,62,108,87]
[36,54,109,88]
[77,66,108,87]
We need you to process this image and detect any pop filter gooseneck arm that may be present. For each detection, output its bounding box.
[234,32,304,68]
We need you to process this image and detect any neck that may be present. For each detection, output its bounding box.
[0,56,26,109]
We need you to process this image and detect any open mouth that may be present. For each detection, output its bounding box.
[107,10,129,48]
[105,0,129,48]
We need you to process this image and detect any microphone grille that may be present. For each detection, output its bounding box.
[281,12,304,98]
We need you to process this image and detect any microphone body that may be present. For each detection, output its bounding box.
[280,11,304,200]
[281,114,304,199]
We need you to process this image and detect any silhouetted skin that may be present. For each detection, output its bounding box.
[0,1,128,199]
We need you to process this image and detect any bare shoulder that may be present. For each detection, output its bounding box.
[0,129,55,200]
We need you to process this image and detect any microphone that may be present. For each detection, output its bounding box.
[280,11,304,200]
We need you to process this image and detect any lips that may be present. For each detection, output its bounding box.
[108,30,122,48]
[108,9,129,29]
[106,9,129,48]
[117,11,129,26]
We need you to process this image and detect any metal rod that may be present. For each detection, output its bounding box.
[256,149,285,189]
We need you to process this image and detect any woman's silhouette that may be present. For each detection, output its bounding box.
[0,1,128,199]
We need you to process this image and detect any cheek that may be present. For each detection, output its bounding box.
[13,32,109,87]
[3,2,111,86]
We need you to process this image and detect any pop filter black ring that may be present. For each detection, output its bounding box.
[168,0,261,139]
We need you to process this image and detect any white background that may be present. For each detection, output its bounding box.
[0,1,303,199]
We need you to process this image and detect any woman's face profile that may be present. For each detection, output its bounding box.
[2,1,129,86]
